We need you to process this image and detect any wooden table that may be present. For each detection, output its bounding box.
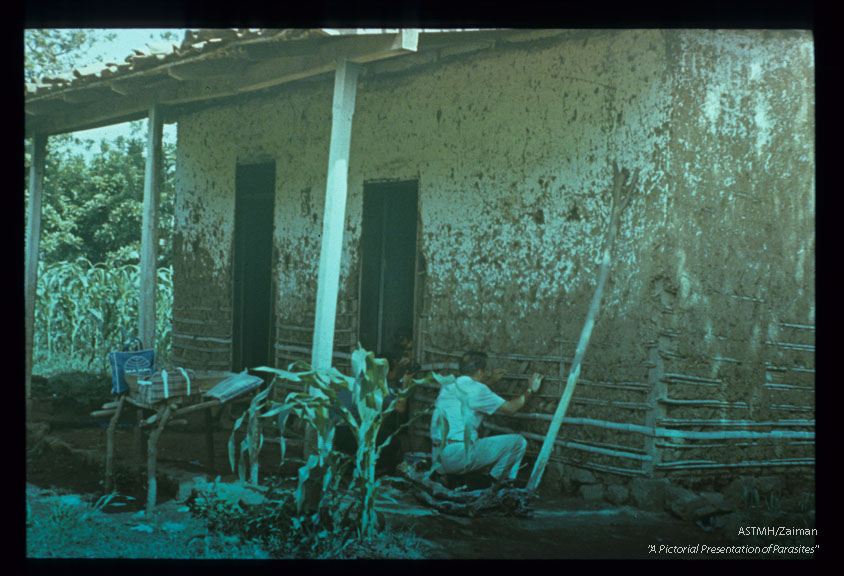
[92,377,259,513]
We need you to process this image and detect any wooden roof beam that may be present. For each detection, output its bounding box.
[153,30,419,106]
[60,85,115,104]
[230,31,419,96]
[24,30,419,137]
[109,74,174,97]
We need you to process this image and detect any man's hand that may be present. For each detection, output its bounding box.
[528,373,544,393]
[495,372,543,416]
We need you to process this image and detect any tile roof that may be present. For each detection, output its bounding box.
[25,29,340,98]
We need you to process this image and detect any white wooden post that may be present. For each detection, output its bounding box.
[25,134,47,420]
[311,58,361,370]
[139,105,163,351]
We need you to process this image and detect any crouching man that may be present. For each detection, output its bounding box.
[430,351,543,483]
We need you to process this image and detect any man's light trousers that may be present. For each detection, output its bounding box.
[437,434,527,480]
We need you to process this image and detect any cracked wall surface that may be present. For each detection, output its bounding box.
[170,29,815,482]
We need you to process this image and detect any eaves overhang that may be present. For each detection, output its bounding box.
[24,28,421,137]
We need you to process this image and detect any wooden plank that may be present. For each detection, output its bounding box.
[173,399,222,417]
[25,134,47,421]
[139,104,163,351]
[311,58,360,371]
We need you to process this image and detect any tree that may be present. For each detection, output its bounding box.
[28,128,176,268]
[24,29,114,84]
[25,30,181,268]
[25,29,183,84]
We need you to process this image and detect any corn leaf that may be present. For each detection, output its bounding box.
[228,433,237,472]
[255,366,301,382]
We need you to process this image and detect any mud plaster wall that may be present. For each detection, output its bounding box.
[171,29,815,479]
[648,30,815,474]
[172,29,671,372]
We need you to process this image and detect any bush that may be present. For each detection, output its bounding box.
[187,475,359,558]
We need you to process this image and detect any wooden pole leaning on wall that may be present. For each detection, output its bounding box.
[526,161,639,492]
[25,134,47,421]
[139,104,163,352]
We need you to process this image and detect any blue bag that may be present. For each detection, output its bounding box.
[108,339,156,395]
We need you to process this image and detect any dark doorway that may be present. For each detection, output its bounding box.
[232,162,276,372]
[359,180,418,356]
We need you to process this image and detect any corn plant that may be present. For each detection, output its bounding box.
[33,258,173,374]
[229,345,430,542]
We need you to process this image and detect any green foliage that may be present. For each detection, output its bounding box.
[187,475,428,559]
[25,29,183,84]
[226,345,432,549]
[188,476,356,558]
[24,29,109,83]
[26,490,270,559]
[25,129,176,268]
[33,258,172,374]
[25,30,178,268]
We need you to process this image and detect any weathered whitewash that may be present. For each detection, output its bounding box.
[168,29,814,488]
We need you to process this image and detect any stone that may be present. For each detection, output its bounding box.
[666,486,728,521]
[665,485,704,520]
[568,467,596,485]
[578,483,604,501]
[606,484,629,505]
[630,478,670,511]
[700,491,734,513]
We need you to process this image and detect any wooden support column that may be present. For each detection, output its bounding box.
[139,105,163,351]
[146,403,174,514]
[306,58,360,461]
[105,396,127,493]
[25,134,47,421]
[311,58,361,371]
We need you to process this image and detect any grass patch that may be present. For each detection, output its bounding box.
[26,491,270,559]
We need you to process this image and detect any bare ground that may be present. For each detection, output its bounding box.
[25,372,815,559]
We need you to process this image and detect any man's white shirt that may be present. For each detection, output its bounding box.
[430,375,506,444]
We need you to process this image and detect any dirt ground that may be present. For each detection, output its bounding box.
[25,372,816,560]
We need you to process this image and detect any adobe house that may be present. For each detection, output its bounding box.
[25,29,815,493]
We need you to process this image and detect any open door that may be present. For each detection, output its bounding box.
[359,180,418,356]
[232,161,276,373]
